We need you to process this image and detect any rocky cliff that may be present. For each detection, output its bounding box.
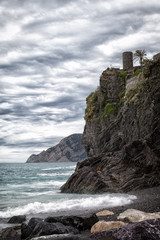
[26,134,87,163]
[61,59,160,193]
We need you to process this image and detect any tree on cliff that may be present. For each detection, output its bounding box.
[134,49,147,66]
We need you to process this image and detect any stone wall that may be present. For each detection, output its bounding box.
[100,68,125,102]
[153,53,160,61]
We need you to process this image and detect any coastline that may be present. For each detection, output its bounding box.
[0,186,160,238]
[35,185,160,219]
[97,185,160,222]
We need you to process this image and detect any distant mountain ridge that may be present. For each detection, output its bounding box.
[26,134,87,163]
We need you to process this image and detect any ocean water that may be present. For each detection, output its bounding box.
[0,162,136,220]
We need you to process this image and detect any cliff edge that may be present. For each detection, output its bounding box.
[61,59,160,193]
[26,134,87,163]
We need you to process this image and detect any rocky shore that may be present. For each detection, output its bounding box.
[0,186,160,240]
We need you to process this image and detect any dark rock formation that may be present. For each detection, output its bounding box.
[21,214,97,239]
[21,218,43,239]
[21,217,79,239]
[31,234,91,240]
[0,226,21,240]
[45,213,99,231]
[8,215,26,224]
[61,59,160,193]
[90,218,160,240]
[26,134,87,163]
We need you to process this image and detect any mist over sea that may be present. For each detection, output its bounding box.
[0,162,136,221]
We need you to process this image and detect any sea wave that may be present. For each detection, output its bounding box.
[37,172,73,177]
[24,191,57,197]
[6,180,66,189]
[0,194,136,218]
[42,166,76,171]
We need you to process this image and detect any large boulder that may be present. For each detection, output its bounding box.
[117,209,160,222]
[21,218,44,239]
[90,218,160,240]
[90,221,126,233]
[31,234,91,240]
[96,210,114,216]
[32,222,78,236]
[21,218,79,240]
[0,227,21,240]
[8,215,26,224]
[45,213,98,231]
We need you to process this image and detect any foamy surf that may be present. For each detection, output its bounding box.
[42,166,76,171]
[0,194,136,218]
[37,171,73,177]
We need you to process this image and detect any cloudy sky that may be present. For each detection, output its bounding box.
[0,0,160,162]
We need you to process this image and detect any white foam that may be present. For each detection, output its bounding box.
[25,191,55,197]
[0,194,136,218]
[42,166,76,171]
[37,171,73,177]
[7,180,66,189]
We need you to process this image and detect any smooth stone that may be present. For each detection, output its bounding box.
[91,220,126,233]
[96,210,114,216]
[117,209,160,222]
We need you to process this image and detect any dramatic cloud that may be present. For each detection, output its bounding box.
[0,0,160,162]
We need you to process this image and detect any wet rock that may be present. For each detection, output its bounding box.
[8,215,26,224]
[90,218,160,240]
[31,234,91,239]
[28,218,44,230]
[117,209,160,222]
[1,227,21,240]
[21,218,43,239]
[21,220,79,239]
[45,213,98,231]
[90,221,126,233]
[21,222,33,239]
[34,222,77,236]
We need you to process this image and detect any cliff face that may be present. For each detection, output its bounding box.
[26,134,87,163]
[61,60,160,193]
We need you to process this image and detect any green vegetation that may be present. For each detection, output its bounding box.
[85,58,156,121]
[103,103,119,117]
[143,59,154,78]
[125,77,148,105]
[101,92,108,108]
[84,88,100,120]
[119,87,126,102]
[119,71,127,79]
[84,87,120,121]
[133,69,142,76]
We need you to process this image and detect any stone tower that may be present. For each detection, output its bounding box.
[123,51,133,70]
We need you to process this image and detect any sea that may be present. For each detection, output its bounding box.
[0,162,136,227]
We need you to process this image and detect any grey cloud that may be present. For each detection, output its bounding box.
[0,0,160,162]
[0,138,6,145]
[0,109,13,115]
[1,136,63,149]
